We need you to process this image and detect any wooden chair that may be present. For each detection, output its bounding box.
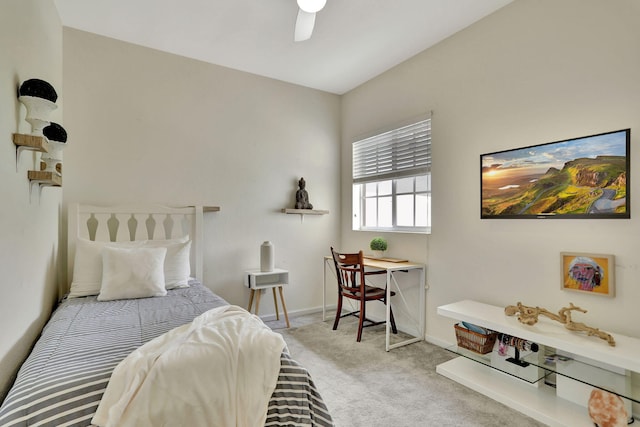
[331,247,398,342]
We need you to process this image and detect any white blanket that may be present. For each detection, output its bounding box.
[91,305,286,427]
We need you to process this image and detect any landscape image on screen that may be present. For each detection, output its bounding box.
[481,129,629,218]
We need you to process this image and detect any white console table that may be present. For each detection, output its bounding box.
[437,300,639,426]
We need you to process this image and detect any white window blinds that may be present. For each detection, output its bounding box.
[352,117,431,184]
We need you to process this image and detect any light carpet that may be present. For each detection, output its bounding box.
[278,316,547,427]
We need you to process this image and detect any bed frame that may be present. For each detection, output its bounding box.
[67,203,204,286]
[1,203,334,427]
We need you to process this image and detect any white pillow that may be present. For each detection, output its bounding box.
[97,246,168,301]
[142,238,192,289]
[69,236,192,297]
[69,238,143,298]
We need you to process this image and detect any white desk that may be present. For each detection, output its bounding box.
[323,256,426,351]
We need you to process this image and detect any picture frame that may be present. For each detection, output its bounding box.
[560,252,614,297]
[481,129,630,219]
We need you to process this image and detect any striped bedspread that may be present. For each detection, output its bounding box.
[0,282,333,427]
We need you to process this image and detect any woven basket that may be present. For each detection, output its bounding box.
[454,323,497,354]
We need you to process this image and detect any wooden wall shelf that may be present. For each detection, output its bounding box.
[13,133,50,152]
[282,208,329,222]
[203,206,221,212]
[282,209,329,215]
[28,170,62,186]
[27,170,61,201]
[13,133,50,170]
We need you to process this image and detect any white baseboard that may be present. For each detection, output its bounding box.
[424,334,453,349]
[259,305,328,322]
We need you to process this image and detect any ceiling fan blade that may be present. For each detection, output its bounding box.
[294,9,316,42]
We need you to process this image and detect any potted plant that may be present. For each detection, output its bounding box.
[370,237,388,258]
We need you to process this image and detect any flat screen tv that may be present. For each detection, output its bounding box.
[481,129,630,219]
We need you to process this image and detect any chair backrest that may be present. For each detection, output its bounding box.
[331,247,366,292]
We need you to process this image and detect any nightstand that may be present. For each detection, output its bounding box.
[244,268,290,328]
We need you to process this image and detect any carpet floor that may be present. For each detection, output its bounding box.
[276,315,547,427]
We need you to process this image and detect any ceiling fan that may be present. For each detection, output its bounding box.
[294,0,327,42]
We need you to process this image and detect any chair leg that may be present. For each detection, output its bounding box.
[332,293,343,330]
[357,301,365,342]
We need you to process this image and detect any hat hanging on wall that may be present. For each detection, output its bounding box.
[18,78,58,136]
[41,122,67,176]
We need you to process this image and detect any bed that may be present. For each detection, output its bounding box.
[0,203,333,427]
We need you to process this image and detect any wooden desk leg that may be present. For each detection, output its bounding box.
[272,287,280,321]
[278,286,290,328]
[247,289,255,312]
[255,289,261,315]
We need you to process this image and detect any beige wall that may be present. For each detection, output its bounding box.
[0,0,62,400]
[341,0,640,345]
[62,29,341,315]
[4,0,640,405]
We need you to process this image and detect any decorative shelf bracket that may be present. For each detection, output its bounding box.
[281,208,329,222]
[13,134,62,201]
[28,170,61,203]
[13,133,49,172]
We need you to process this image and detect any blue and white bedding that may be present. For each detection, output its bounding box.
[0,282,333,427]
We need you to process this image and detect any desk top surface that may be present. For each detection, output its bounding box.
[324,255,424,270]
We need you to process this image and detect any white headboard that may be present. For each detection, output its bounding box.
[67,203,204,286]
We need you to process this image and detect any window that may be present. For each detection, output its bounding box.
[352,116,431,233]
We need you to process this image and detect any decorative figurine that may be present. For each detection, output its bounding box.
[588,389,628,427]
[41,122,68,175]
[295,177,313,209]
[504,302,615,346]
[18,78,59,135]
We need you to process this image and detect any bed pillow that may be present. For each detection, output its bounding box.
[69,236,192,297]
[142,237,192,289]
[97,246,168,301]
[69,238,143,298]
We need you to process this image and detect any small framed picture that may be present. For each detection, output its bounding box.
[560,252,615,297]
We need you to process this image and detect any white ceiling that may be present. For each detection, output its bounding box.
[53,0,513,95]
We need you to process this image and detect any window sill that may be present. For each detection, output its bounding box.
[354,227,430,235]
